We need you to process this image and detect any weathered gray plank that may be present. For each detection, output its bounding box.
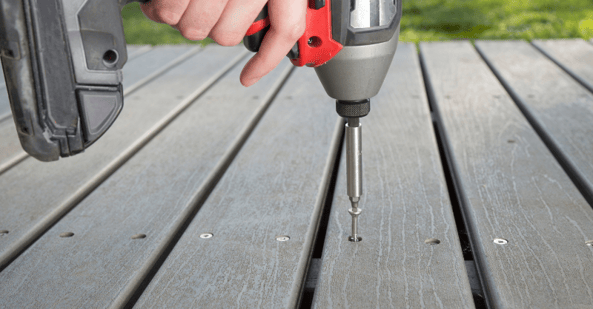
[0,58,293,309]
[133,68,342,309]
[0,45,199,176]
[477,40,593,206]
[0,45,247,269]
[312,43,474,308]
[421,41,593,308]
[127,45,152,59]
[532,39,593,93]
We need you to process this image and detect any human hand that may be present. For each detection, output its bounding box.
[140,0,307,87]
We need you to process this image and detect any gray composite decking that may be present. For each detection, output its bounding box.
[1,40,593,309]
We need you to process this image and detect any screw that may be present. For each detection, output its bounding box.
[425,238,441,245]
[494,238,508,245]
[59,232,74,238]
[586,240,593,247]
[199,233,213,239]
[0,230,8,235]
[131,234,146,239]
[276,235,290,242]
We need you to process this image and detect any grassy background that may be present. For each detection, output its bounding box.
[122,0,593,45]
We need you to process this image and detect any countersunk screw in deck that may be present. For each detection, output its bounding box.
[199,233,213,239]
[586,240,593,247]
[493,238,508,245]
[276,236,290,242]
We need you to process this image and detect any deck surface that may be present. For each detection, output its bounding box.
[1,40,593,309]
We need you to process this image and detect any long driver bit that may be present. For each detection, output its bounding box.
[346,117,363,242]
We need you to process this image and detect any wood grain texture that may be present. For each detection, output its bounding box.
[0,46,197,178]
[0,56,293,309]
[421,41,593,308]
[531,39,593,93]
[0,45,246,269]
[133,68,342,309]
[476,40,593,205]
[312,43,474,309]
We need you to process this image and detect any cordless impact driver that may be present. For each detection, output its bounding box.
[0,0,401,241]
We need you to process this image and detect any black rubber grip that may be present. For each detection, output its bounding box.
[243,6,269,53]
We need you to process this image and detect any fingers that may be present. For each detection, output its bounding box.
[175,0,230,41]
[140,0,191,25]
[208,0,268,46]
[240,0,307,86]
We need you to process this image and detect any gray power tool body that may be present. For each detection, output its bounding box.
[0,0,145,161]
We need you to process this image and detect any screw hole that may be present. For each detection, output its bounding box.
[200,233,213,239]
[131,234,146,239]
[348,236,362,242]
[425,238,441,245]
[276,235,290,242]
[307,36,322,48]
[508,139,516,144]
[493,238,508,245]
[0,230,9,235]
[103,49,119,67]
[59,232,74,238]
[2,48,14,58]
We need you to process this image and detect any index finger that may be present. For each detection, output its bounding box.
[240,0,307,87]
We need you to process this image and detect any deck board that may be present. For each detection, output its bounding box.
[0,46,199,176]
[1,39,593,308]
[477,40,593,205]
[421,41,593,308]
[312,43,474,309]
[0,45,246,270]
[127,45,152,59]
[532,39,593,93]
[134,67,342,309]
[0,55,292,308]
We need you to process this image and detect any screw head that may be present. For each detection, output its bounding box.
[131,234,146,239]
[586,240,593,247]
[348,236,362,242]
[0,230,8,235]
[199,233,213,239]
[59,232,74,238]
[276,235,290,242]
[494,238,508,245]
[425,238,441,245]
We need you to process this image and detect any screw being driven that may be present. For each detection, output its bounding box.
[348,198,362,242]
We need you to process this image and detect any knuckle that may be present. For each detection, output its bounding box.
[180,28,208,41]
[153,9,183,25]
[211,33,242,46]
[276,20,306,41]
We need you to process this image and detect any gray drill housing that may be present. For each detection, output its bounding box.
[0,0,145,161]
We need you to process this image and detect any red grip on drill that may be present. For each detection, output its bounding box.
[291,0,342,67]
[245,17,270,36]
[245,1,343,67]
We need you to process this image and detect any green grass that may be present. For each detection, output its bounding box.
[122,1,593,45]
[122,3,212,46]
[400,0,593,42]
